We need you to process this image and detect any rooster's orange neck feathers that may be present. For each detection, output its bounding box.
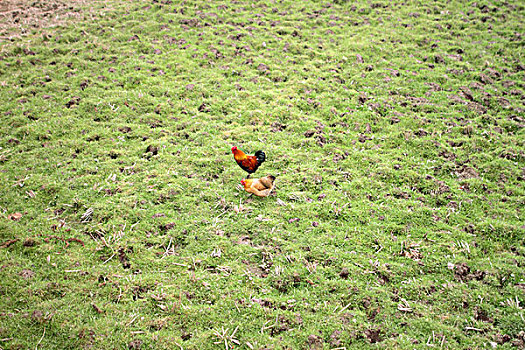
[232,148,246,161]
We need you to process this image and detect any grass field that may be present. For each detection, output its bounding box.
[0,0,524,348]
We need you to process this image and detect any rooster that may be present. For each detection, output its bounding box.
[241,175,275,197]
[231,146,266,178]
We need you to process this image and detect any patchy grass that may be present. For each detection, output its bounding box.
[0,0,524,349]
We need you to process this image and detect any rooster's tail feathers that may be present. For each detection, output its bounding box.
[254,150,266,164]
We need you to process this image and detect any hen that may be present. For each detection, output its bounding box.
[241,175,276,197]
[231,146,265,178]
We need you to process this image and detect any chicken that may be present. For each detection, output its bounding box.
[231,146,265,178]
[241,175,276,197]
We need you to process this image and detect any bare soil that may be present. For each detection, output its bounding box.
[0,0,92,39]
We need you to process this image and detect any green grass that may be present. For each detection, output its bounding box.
[0,0,524,349]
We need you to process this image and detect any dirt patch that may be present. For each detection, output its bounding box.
[7,212,23,221]
[23,237,37,247]
[364,328,382,343]
[330,330,342,347]
[271,122,286,132]
[306,334,323,349]
[455,165,479,179]
[118,247,132,269]
[474,306,493,323]
[453,263,486,282]
[128,339,142,349]
[19,268,35,279]
[1,239,19,248]
[0,0,95,39]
